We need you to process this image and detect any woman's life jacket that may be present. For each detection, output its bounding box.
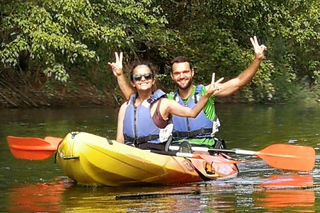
[123,89,167,145]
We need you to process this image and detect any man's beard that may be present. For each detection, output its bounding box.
[175,78,193,90]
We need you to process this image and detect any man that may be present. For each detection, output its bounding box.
[109,36,267,149]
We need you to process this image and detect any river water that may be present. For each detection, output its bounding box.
[0,102,319,212]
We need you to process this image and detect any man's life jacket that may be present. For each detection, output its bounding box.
[123,89,166,145]
[171,85,215,139]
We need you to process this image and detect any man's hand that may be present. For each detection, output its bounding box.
[250,36,267,60]
[108,52,123,77]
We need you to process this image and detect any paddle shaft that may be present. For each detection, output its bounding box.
[169,146,255,155]
[150,150,241,165]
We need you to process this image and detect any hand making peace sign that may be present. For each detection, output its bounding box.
[108,52,123,77]
[205,73,224,97]
[250,36,267,60]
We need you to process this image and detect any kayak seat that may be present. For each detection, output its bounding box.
[178,141,193,153]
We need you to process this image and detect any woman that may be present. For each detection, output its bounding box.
[109,53,223,151]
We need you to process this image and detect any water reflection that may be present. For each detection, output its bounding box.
[5,174,316,212]
[256,175,315,211]
[7,178,71,212]
[257,190,315,209]
[259,174,314,190]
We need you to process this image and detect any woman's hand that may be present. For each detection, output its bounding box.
[108,52,123,77]
[205,73,224,97]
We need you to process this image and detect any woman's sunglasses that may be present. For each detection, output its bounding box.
[133,73,154,81]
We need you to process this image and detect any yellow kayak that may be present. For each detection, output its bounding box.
[56,132,238,186]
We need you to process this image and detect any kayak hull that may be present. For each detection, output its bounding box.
[56,132,238,186]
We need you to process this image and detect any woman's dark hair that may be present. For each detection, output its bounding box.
[129,63,155,82]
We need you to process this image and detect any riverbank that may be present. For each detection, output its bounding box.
[0,70,241,108]
[1,71,318,108]
[0,83,249,109]
[0,79,118,108]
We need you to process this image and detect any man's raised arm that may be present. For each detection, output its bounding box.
[208,36,267,97]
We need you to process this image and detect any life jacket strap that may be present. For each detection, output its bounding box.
[172,128,212,138]
[124,134,159,145]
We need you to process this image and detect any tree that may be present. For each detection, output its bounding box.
[0,0,176,82]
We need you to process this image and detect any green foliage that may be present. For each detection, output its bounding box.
[1,1,97,81]
[158,0,320,102]
[1,0,320,103]
[43,64,69,82]
[0,0,174,83]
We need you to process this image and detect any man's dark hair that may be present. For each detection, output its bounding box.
[170,56,193,71]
